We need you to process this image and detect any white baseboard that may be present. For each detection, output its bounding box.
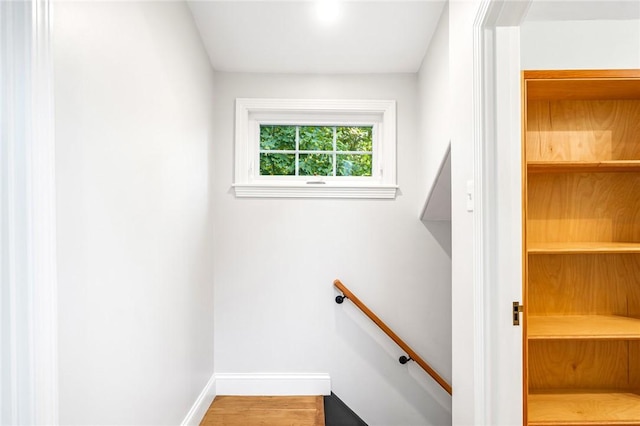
[214,373,331,396]
[181,374,216,426]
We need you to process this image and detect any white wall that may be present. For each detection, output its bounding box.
[448,0,485,424]
[417,1,451,368]
[419,5,450,197]
[212,72,452,425]
[54,2,215,424]
[416,0,452,405]
[418,4,452,255]
[521,19,640,69]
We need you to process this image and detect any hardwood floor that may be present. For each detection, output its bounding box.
[200,396,325,426]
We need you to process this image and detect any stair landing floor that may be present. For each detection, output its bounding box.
[200,395,325,426]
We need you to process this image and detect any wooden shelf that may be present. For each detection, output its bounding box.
[528,161,640,173]
[528,315,640,340]
[528,391,640,425]
[528,242,640,254]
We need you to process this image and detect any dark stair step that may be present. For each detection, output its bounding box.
[324,392,368,426]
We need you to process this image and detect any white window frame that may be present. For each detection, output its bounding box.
[233,98,397,199]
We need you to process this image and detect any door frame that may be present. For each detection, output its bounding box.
[472,1,532,424]
[1,1,58,423]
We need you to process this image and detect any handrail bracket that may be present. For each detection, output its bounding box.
[335,294,348,304]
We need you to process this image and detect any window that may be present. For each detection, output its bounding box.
[260,125,373,177]
[234,98,397,198]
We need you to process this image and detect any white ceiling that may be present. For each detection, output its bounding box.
[187,1,447,74]
[187,0,638,74]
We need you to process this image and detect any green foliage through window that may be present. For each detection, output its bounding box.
[260,125,296,151]
[259,125,373,177]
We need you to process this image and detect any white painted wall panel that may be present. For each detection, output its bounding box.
[54,2,215,424]
[521,20,640,70]
[212,72,452,426]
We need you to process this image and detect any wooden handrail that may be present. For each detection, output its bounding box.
[333,279,452,395]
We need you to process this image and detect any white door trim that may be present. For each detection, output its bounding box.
[32,1,59,423]
[472,1,532,424]
[0,1,58,423]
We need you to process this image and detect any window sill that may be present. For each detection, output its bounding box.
[232,183,398,199]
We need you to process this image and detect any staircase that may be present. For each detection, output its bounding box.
[200,280,449,425]
[200,394,367,425]
[324,393,368,426]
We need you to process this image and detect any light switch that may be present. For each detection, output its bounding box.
[466,180,474,212]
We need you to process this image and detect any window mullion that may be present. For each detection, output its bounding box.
[332,126,337,177]
[295,126,300,176]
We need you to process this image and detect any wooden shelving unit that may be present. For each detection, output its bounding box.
[523,70,640,425]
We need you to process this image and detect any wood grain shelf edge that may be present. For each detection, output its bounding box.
[528,315,640,340]
[527,161,640,173]
[527,242,640,254]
